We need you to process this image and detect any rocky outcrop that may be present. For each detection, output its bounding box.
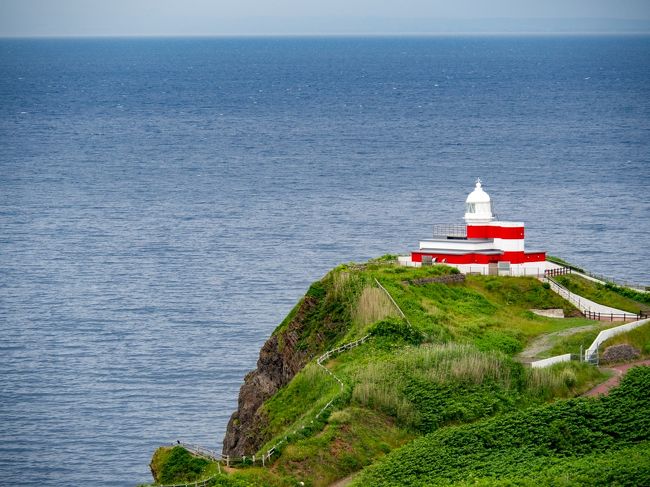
[222,284,347,457]
[601,344,640,364]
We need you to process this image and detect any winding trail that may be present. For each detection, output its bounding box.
[517,323,603,363]
[582,359,650,397]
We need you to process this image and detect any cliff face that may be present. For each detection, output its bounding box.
[222,277,352,457]
[222,297,315,456]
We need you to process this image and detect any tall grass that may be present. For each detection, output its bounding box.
[524,362,603,400]
[400,343,512,387]
[353,285,399,326]
[331,270,352,299]
[351,343,515,429]
[352,365,419,426]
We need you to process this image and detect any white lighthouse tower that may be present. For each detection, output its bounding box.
[400,180,549,276]
[464,179,494,224]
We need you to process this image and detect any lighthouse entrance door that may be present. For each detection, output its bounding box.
[488,263,498,276]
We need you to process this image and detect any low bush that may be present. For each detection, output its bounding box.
[368,318,423,346]
[604,282,650,306]
[158,446,209,484]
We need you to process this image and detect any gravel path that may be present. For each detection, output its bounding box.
[517,323,603,362]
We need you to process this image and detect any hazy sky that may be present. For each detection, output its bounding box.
[1,0,649,36]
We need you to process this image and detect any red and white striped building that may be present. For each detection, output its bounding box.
[399,180,549,276]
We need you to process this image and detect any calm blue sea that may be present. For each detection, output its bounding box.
[0,36,649,486]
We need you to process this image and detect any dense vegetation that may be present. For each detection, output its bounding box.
[352,366,650,486]
[150,446,210,485]
[149,259,646,486]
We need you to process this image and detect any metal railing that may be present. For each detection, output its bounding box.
[545,267,572,278]
[151,475,216,487]
[545,273,646,322]
[432,223,467,238]
[583,310,647,321]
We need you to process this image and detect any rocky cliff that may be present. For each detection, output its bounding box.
[222,277,354,457]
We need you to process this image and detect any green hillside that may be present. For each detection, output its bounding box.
[147,259,647,487]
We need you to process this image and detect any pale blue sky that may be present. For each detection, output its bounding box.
[1,0,649,37]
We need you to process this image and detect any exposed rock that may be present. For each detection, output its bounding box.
[222,286,346,457]
[601,344,640,364]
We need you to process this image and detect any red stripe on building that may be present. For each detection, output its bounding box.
[466,225,525,239]
[411,251,545,265]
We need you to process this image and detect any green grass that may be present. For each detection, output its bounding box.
[351,366,650,486]
[150,446,210,484]
[267,407,413,487]
[149,260,632,487]
[603,281,650,306]
[259,363,341,452]
[244,264,608,483]
[364,266,589,349]
[541,323,613,358]
[554,274,649,314]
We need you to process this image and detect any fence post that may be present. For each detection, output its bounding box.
[226,455,229,467]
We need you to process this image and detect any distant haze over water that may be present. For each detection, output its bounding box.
[0,36,648,486]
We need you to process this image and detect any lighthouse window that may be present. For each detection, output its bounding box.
[466,203,476,213]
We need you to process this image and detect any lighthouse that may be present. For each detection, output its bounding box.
[400,180,549,276]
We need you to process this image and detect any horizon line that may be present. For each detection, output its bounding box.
[2,31,650,40]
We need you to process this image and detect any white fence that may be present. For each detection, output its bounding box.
[530,354,573,369]
[148,332,374,487]
[544,277,641,322]
[584,318,650,362]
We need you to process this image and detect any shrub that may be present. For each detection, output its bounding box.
[368,318,423,345]
[158,447,209,484]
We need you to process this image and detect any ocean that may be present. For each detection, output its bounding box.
[0,36,648,486]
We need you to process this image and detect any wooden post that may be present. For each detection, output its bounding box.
[226,455,229,467]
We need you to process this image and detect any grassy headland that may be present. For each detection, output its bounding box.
[148,259,647,486]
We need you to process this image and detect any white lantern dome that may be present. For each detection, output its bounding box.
[464,179,494,224]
